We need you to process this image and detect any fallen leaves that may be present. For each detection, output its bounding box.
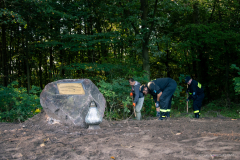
[40,143,45,147]
[12,153,23,158]
[35,109,41,113]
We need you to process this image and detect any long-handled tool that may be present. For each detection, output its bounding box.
[186,85,188,113]
[132,96,136,117]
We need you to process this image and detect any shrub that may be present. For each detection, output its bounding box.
[97,76,155,120]
[231,64,240,95]
[0,81,42,122]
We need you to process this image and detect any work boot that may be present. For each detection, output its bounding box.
[136,112,141,120]
[166,112,170,118]
[165,112,171,121]
[156,111,160,118]
[158,112,166,120]
[195,113,199,118]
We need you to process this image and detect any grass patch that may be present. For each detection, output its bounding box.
[171,99,240,119]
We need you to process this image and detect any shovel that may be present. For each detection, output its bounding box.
[186,85,188,113]
[132,96,136,117]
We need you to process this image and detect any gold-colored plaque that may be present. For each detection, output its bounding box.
[57,83,85,95]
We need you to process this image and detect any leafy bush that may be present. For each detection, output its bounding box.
[97,76,155,120]
[97,78,132,120]
[141,95,156,118]
[201,99,239,119]
[231,64,240,95]
[171,74,189,113]
[0,81,42,122]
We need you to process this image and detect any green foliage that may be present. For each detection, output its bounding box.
[97,75,155,120]
[97,78,132,120]
[141,96,156,117]
[0,81,42,122]
[0,8,26,25]
[1,0,240,121]
[201,99,239,119]
[231,64,240,95]
[171,74,188,112]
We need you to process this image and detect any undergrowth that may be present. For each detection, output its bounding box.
[1,78,239,123]
[0,81,42,122]
[170,99,240,119]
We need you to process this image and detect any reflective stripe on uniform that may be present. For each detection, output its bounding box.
[198,82,202,88]
[167,109,171,112]
[160,109,167,112]
[194,110,199,113]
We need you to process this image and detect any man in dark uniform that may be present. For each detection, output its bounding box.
[185,76,204,118]
[140,78,177,120]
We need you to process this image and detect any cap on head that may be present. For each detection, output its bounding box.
[185,76,191,84]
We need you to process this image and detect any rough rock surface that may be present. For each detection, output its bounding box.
[40,79,106,128]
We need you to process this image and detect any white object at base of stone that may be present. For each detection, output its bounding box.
[47,116,60,124]
[85,101,102,129]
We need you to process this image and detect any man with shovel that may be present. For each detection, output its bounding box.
[185,76,204,118]
[140,78,177,120]
[129,78,145,120]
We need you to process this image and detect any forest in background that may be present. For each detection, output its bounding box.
[1,0,240,122]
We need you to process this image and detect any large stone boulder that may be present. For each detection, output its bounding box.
[40,79,106,128]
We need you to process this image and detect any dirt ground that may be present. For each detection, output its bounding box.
[0,111,240,160]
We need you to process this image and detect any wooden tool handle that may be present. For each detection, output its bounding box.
[187,85,188,113]
[132,96,136,117]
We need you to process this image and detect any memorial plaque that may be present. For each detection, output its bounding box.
[57,83,85,95]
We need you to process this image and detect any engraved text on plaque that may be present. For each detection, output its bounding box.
[57,83,85,95]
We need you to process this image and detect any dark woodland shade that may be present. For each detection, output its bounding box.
[185,76,191,84]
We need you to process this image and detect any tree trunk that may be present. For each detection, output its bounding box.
[2,22,8,86]
[9,28,13,83]
[49,20,53,80]
[25,30,30,94]
[17,35,21,88]
[165,49,170,77]
[59,49,65,78]
[198,46,209,102]
[192,2,199,80]
[44,51,48,85]
[140,0,158,80]
[141,0,150,80]
[225,45,230,107]
[39,50,43,89]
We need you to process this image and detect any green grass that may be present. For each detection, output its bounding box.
[170,99,240,119]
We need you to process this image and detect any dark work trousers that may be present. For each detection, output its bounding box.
[193,93,205,114]
[167,95,173,111]
[159,80,177,117]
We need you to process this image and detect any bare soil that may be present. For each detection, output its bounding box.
[0,111,240,160]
